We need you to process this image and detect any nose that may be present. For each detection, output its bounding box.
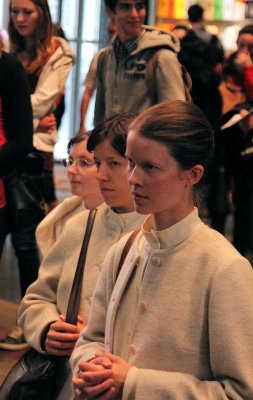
[16,11,26,22]
[96,165,110,182]
[129,5,139,17]
[128,165,141,186]
[67,162,79,175]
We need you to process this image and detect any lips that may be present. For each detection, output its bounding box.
[132,191,147,199]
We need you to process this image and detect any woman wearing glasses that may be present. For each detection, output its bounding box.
[71,101,253,400]
[18,114,146,400]
[36,132,104,259]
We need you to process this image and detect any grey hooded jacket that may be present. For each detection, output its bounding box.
[94,25,191,126]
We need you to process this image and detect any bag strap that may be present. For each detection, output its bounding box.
[115,228,141,282]
[65,209,97,324]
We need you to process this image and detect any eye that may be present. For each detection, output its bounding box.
[127,159,135,169]
[78,159,89,168]
[109,160,120,167]
[144,163,156,172]
[136,3,145,11]
[94,160,100,168]
[23,10,33,16]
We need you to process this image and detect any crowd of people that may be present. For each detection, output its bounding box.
[0,0,253,399]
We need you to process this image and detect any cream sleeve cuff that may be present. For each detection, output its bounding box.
[122,366,138,400]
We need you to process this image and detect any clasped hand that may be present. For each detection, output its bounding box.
[72,353,130,400]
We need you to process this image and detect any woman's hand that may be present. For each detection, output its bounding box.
[36,114,57,134]
[45,314,85,356]
[73,360,115,400]
[72,353,130,399]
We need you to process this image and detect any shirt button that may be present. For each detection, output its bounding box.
[151,256,161,266]
[129,344,137,354]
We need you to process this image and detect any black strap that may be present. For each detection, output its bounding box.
[65,209,97,324]
[115,228,141,281]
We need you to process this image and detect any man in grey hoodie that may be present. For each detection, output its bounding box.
[94,0,191,126]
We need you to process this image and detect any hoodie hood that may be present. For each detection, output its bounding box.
[130,25,180,55]
[50,36,76,67]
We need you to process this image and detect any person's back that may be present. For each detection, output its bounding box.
[179,29,222,126]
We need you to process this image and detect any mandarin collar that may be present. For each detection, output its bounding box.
[142,208,203,250]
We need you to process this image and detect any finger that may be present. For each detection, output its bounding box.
[92,356,112,369]
[51,320,80,333]
[79,369,113,384]
[77,314,85,324]
[82,378,115,398]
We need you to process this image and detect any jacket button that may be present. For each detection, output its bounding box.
[140,301,147,311]
[151,256,161,266]
[129,344,137,354]
[135,256,141,266]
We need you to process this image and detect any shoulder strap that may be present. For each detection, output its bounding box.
[115,228,141,282]
[65,209,97,324]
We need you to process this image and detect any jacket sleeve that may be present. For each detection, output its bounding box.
[0,54,33,176]
[155,49,188,101]
[31,52,74,129]
[18,231,68,352]
[123,259,253,400]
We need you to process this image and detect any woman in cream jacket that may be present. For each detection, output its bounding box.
[71,101,253,400]
[18,114,146,400]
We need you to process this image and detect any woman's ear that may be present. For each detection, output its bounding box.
[186,165,204,186]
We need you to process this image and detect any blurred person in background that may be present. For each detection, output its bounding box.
[0,35,33,256]
[0,0,75,351]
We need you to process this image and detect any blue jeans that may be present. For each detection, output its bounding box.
[11,225,40,297]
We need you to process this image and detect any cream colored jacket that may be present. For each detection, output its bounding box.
[32,37,75,152]
[19,203,145,350]
[18,203,145,400]
[36,195,84,259]
[71,209,253,400]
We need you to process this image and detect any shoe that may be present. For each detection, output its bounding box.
[0,326,29,350]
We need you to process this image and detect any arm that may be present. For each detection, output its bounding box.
[80,87,93,133]
[0,53,33,176]
[155,50,189,102]
[31,45,74,130]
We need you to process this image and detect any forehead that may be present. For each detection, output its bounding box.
[11,0,37,8]
[238,33,253,44]
[116,0,146,6]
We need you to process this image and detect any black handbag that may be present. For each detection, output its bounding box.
[4,151,47,233]
[0,209,97,400]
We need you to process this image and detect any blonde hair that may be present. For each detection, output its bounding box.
[8,0,54,73]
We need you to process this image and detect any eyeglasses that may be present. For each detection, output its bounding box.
[62,157,95,169]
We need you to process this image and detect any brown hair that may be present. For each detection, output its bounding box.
[8,0,53,73]
[129,100,214,208]
[130,101,214,171]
